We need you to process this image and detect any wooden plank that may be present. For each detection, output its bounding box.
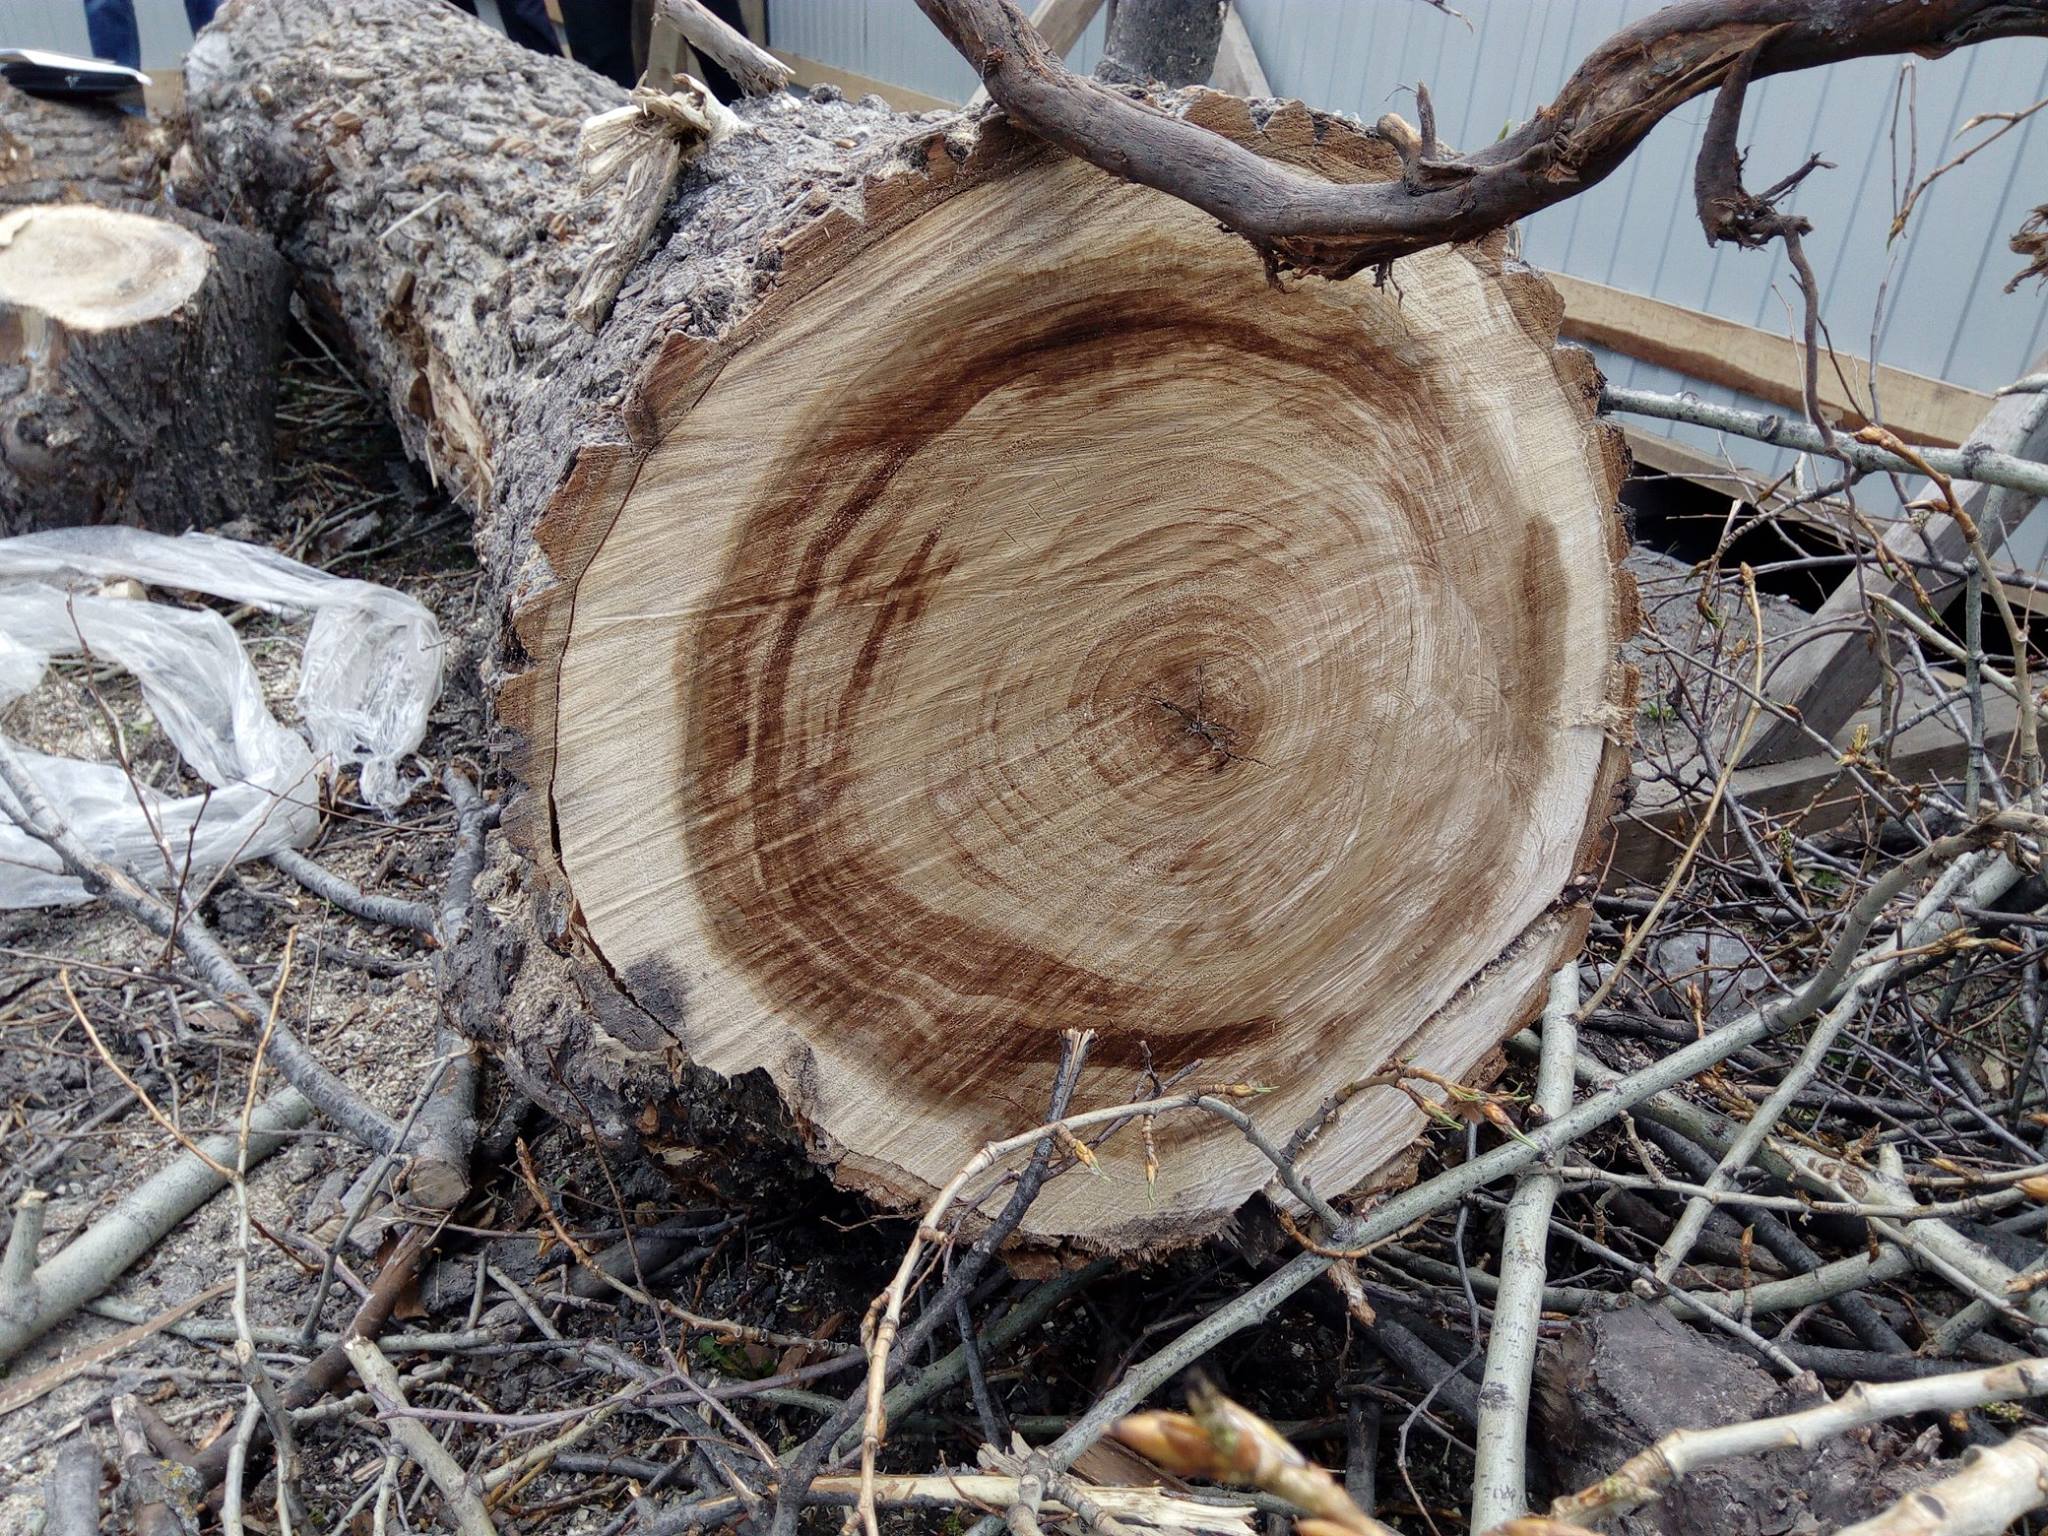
[1612,691,2019,883]
[1552,271,1992,450]
[967,0,1106,108]
[1209,4,1271,96]
[142,67,185,115]
[1624,425,2048,627]
[643,10,685,86]
[737,0,766,47]
[1034,0,1109,57]
[770,50,958,113]
[1741,360,2048,765]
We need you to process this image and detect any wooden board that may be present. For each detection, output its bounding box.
[1741,358,2048,765]
[1552,272,1992,449]
[1613,691,2019,882]
[1209,5,1271,97]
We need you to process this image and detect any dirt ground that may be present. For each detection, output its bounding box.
[0,328,490,1529]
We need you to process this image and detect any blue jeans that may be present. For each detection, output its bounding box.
[84,0,219,70]
[448,0,560,58]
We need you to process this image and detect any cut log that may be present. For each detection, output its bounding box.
[0,202,290,535]
[0,82,169,210]
[185,0,1635,1252]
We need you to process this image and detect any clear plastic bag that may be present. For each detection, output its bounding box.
[0,528,445,908]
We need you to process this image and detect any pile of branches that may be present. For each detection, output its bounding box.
[11,412,2048,1536]
[13,4,2048,1534]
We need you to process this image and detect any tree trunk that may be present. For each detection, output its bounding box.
[1100,0,1228,87]
[0,201,290,535]
[185,0,1635,1254]
[0,82,170,210]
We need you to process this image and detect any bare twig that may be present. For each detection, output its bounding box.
[267,846,434,932]
[1553,1357,2048,1524]
[1470,965,1578,1531]
[1035,816,2031,1476]
[1603,385,2048,499]
[1836,1428,2048,1536]
[0,1090,313,1366]
[345,1334,501,1536]
[0,733,400,1154]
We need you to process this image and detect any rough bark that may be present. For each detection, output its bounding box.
[0,201,289,535]
[0,82,170,210]
[1099,0,1227,87]
[186,0,1634,1253]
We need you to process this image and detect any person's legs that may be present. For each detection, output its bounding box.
[81,0,142,70]
[182,0,218,35]
[497,0,564,58]
[558,0,636,87]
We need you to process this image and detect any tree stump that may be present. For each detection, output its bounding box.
[186,0,1635,1252]
[0,202,290,534]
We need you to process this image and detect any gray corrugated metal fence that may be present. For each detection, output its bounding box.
[769,0,1107,102]
[13,0,2044,533]
[8,0,195,68]
[768,0,2048,523]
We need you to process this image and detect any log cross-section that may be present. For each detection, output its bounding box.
[187,0,1634,1252]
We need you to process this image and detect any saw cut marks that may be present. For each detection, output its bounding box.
[545,123,1630,1250]
[0,204,209,331]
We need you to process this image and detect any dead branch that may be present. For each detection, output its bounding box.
[43,1436,101,1536]
[345,1334,501,1536]
[1551,1358,2048,1524]
[1469,966,1579,1531]
[406,765,495,1210]
[110,1395,183,1536]
[1031,815,2034,1480]
[569,78,738,331]
[0,1090,313,1367]
[187,1222,440,1491]
[1600,385,2048,499]
[1836,1428,2048,1536]
[0,733,401,1154]
[914,0,2048,277]
[267,846,434,932]
[1691,27,1831,443]
[653,0,792,94]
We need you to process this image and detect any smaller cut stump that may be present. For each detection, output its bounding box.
[0,203,289,535]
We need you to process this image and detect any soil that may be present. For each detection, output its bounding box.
[0,326,488,1530]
